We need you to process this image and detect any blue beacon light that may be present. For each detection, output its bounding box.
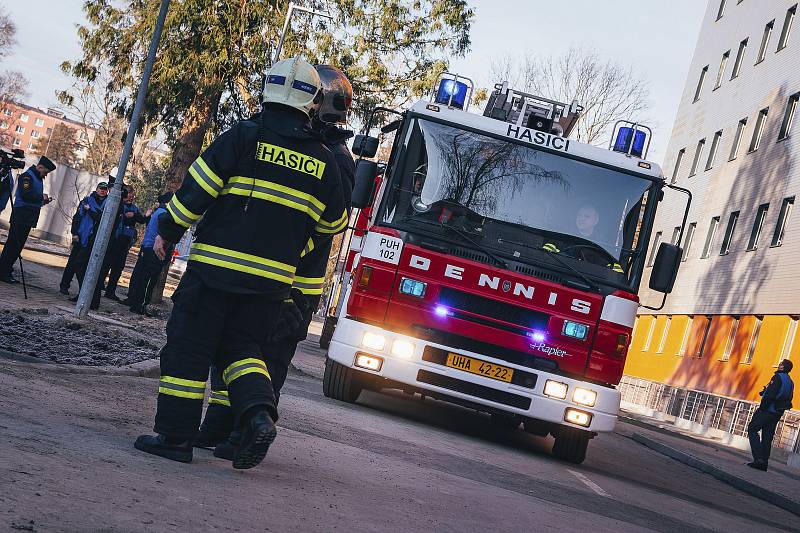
[434,79,469,109]
[613,127,647,157]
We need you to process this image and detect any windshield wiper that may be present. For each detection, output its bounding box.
[439,222,509,268]
[498,238,600,292]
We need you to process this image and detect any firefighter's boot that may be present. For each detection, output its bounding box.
[212,431,241,461]
[134,434,193,463]
[232,410,276,470]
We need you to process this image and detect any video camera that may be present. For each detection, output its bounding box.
[0,148,26,173]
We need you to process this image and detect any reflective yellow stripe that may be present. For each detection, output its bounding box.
[158,375,206,400]
[255,142,326,179]
[300,237,315,258]
[315,209,348,234]
[189,242,295,283]
[209,389,230,407]
[609,262,624,273]
[166,195,201,228]
[189,157,224,198]
[293,275,325,295]
[543,243,560,253]
[221,176,326,220]
[223,358,271,385]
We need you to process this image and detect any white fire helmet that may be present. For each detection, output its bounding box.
[262,56,323,117]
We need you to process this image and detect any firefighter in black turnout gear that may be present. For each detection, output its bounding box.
[134,57,348,469]
[196,65,356,453]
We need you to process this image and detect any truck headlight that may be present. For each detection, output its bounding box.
[562,320,589,340]
[564,408,592,427]
[573,387,597,407]
[544,380,568,399]
[391,339,415,359]
[399,277,427,297]
[355,353,383,371]
[361,331,386,351]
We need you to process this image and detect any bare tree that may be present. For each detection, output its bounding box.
[490,47,650,145]
[0,6,27,146]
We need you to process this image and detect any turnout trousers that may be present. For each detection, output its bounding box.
[200,295,321,439]
[155,269,281,442]
[747,408,782,463]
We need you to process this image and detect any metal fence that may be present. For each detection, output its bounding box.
[619,375,800,453]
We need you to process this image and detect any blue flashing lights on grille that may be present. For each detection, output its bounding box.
[434,305,452,317]
[562,320,589,340]
[613,127,646,157]
[527,330,546,342]
[434,80,469,109]
[399,277,427,297]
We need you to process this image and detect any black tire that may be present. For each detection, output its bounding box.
[551,428,590,464]
[319,316,338,349]
[489,413,520,431]
[322,358,363,403]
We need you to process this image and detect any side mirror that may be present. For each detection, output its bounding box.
[352,134,379,158]
[381,119,402,134]
[649,243,681,293]
[351,159,378,209]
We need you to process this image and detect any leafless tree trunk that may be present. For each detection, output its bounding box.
[490,47,650,146]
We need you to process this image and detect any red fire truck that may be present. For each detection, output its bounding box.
[321,75,688,463]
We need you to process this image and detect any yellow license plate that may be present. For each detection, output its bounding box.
[445,353,514,383]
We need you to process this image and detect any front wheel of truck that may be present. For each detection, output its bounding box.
[322,358,363,403]
[551,428,591,464]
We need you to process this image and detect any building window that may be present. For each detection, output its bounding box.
[693,66,709,102]
[779,318,798,365]
[777,5,797,51]
[79,131,89,142]
[670,226,681,245]
[656,316,672,354]
[19,113,28,123]
[689,139,706,176]
[12,138,20,146]
[706,130,722,169]
[678,317,693,356]
[30,130,40,139]
[717,0,726,20]
[714,51,730,89]
[682,222,697,261]
[720,211,740,255]
[743,317,763,364]
[0,121,7,129]
[671,148,685,183]
[747,204,769,250]
[729,118,748,160]
[34,117,44,127]
[771,196,795,246]
[697,316,713,358]
[642,318,657,351]
[721,317,740,361]
[756,20,775,63]
[45,127,52,136]
[2,108,11,117]
[731,38,748,79]
[749,108,769,152]
[647,232,663,267]
[702,217,721,258]
[14,125,24,134]
[778,92,799,140]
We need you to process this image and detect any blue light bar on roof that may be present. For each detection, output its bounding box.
[434,79,469,109]
[613,127,647,158]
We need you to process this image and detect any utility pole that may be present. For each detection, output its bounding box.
[74,0,171,317]
[273,2,333,65]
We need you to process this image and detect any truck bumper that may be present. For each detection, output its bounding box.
[328,318,619,433]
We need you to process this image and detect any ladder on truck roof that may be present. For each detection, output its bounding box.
[482,82,583,137]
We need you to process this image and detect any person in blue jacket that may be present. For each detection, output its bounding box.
[124,192,172,315]
[59,182,109,295]
[0,156,56,283]
[99,184,151,302]
[748,359,795,471]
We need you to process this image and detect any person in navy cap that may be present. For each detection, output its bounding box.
[0,155,56,283]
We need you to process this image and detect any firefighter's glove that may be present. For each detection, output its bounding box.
[271,297,304,342]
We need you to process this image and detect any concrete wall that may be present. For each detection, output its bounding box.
[0,156,104,244]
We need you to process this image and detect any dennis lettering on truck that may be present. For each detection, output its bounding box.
[506,124,570,152]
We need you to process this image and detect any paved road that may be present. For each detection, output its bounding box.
[1,355,798,532]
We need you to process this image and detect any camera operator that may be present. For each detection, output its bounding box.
[0,155,56,284]
[0,168,12,214]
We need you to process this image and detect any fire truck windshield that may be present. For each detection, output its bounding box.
[380,118,655,283]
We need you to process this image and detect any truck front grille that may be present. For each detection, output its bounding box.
[417,370,532,410]
[438,287,549,331]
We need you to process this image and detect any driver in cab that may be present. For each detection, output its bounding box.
[543,204,624,274]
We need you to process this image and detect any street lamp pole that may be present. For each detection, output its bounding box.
[74,0,171,317]
[272,2,333,65]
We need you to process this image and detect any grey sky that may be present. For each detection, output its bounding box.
[1,0,706,164]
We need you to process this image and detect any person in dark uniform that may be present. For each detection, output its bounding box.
[747,359,795,471]
[196,65,357,453]
[59,182,109,295]
[0,156,56,283]
[100,184,151,301]
[133,56,348,469]
[124,192,172,315]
